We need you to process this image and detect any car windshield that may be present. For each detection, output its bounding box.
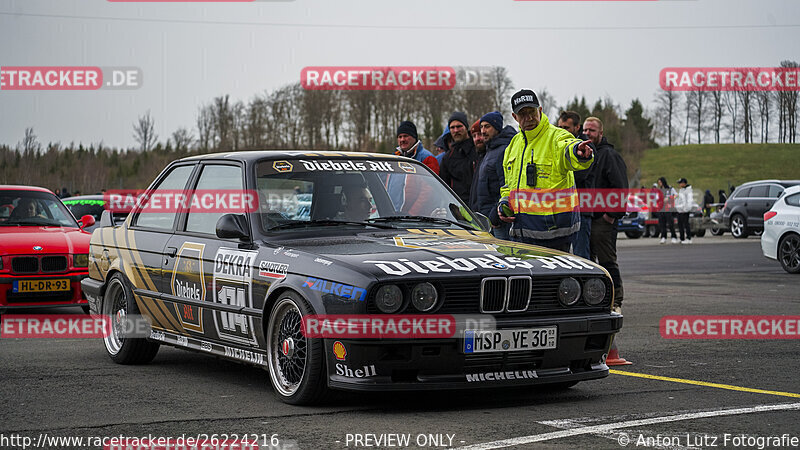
[62,198,106,220]
[254,157,483,233]
[0,190,79,227]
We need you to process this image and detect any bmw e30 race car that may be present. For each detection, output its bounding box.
[81,151,622,405]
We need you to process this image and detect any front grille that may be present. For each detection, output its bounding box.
[12,257,38,274]
[367,276,611,315]
[480,278,506,313]
[41,256,68,272]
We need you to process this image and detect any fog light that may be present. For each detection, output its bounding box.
[583,278,606,305]
[411,282,438,312]
[374,285,404,314]
[558,278,581,306]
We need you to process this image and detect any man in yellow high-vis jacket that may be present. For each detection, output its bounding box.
[494,89,595,252]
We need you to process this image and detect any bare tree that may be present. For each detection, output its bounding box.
[723,91,738,143]
[196,105,213,152]
[488,66,514,117]
[132,110,158,152]
[777,60,798,143]
[653,90,680,146]
[171,127,194,152]
[737,90,754,143]
[536,88,557,120]
[19,127,41,154]
[755,91,772,143]
[709,91,724,144]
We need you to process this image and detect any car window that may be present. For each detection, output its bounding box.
[0,190,78,227]
[785,193,800,207]
[733,187,751,198]
[63,199,106,220]
[133,165,195,230]
[768,185,784,198]
[748,185,768,198]
[185,164,245,235]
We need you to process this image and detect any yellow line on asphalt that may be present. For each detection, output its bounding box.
[610,370,800,398]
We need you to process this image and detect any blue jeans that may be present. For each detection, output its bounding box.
[571,215,592,259]
[491,222,511,240]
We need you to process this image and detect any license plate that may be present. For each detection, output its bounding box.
[463,327,557,353]
[622,219,633,224]
[12,279,71,293]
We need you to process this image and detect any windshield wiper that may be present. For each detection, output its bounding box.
[366,215,477,230]
[268,219,394,231]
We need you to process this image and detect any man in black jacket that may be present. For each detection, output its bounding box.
[558,111,594,259]
[439,111,477,204]
[477,111,516,240]
[584,117,627,312]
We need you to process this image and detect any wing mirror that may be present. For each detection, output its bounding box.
[216,214,251,240]
[79,214,96,229]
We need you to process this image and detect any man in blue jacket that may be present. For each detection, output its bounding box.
[476,111,516,240]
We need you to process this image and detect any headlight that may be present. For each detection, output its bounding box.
[374,284,404,314]
[411,282,438,312]
[74,254,89,268]
[557,277,581,306]
[583,278,606,306]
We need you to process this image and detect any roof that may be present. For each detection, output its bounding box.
[178,150,398,163]
[0,185,58,194]
[737,180,800,189]
[61,195,105,202]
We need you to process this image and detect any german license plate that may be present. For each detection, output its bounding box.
[13,279,70,293]
[463,327,557,353]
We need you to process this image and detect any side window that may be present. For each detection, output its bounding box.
[749,185,768,198]
[768,185,784,198]
[185,164,244,235]
[785,193,800,207]
[133,165,195,230]
[734,187,751,198]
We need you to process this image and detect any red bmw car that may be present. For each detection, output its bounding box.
[0,186,95,312]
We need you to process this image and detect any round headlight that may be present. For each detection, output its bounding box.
[411,282,438,312]
[374,285,404,313]
[558,278,581,306]
[583,278,606,306]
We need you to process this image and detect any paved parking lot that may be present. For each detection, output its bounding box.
[1,235,798,449]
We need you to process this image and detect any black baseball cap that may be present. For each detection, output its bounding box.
[677,178,688,184]
[511,89,540,114]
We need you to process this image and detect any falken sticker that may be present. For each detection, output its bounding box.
[304,277,367,301]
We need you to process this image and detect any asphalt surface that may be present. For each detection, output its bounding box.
[1,234,799,450]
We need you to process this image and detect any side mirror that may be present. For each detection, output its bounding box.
[80,214,96,229]
[216,214,251,240]
[474,212,491,232]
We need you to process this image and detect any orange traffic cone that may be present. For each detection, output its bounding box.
[606,338,632,366]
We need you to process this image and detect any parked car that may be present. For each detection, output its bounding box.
[0,186,95,312]
[723,180,800,239]
[761,185,800,274]
[619,194,648,239]
[81,151,622,405]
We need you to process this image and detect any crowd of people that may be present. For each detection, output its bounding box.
[392,89,627,312]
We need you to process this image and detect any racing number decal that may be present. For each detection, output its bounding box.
[171,242,207,332]
[212,248,258,346]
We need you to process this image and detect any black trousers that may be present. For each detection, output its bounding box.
[590,217,623,308]
[658,212,676,239]
[677,212,692,240]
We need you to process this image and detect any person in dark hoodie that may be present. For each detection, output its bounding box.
[558,110,594,259]
[584,116,627,312]
[476,111,516,240]
[439,111,477,204]
[468,119,486,213]
[433,127,451,166]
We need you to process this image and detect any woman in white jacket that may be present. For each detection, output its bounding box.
[675,177,695,244]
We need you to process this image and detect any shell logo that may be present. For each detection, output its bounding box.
[332,341,347,361]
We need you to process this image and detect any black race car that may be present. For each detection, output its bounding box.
[81,151,622,405]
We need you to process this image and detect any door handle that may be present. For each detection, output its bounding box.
[166,247,177,258]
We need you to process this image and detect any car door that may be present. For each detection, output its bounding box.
[163,162,260,347]
[745,184,769,227]
[127,163,198,334]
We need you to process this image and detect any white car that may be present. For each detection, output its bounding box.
[761,185,800,274]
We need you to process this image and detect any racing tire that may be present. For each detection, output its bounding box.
[778,233,800,274]
[694,228,706,238]
[624,230,643,239]
[266,291,328,405]
[730,214,749,239]
[102,273,160,364]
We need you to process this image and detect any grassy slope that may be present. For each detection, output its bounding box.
[640,143,800,197]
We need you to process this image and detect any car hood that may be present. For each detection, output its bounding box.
[0,226,91,255]
[268,228,607,280]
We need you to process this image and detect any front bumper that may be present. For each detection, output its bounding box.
[326,313,622,391]
[0,272,89,310]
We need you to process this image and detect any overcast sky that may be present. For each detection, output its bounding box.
[1,0,798,149]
